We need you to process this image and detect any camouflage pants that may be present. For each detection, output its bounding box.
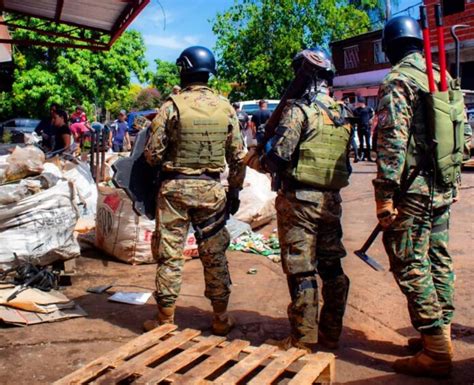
[276,190,349,344]
[383,193,454,334]
[152,179,231,308]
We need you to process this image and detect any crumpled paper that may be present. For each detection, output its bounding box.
[229,230,280,262]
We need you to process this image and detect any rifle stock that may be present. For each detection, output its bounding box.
[262,50,329,144]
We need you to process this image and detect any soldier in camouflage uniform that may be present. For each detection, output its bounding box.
[143,46,246,335]
[374,16,463,376]
[247,48,351,352]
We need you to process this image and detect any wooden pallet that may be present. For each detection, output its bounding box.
[55,324,335,385]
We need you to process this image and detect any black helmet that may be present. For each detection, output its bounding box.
[382,16,423,53]
[292,47,335,81]
[176,46,216,75]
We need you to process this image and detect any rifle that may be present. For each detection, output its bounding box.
[248,50,331,189]
[261,50,331,145]
[354,5,440,271]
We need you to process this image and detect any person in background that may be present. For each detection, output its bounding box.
[70,105,87,125]
[355,97,374,161]
[342,97,359,163]
[233,102,253,148]
[171,85,181,95]
[51,110,72,153]
[463,106,472,162]
[251,99,271,131]
[109,110,131,152]
[35,102,60,151]
[70,105,90,146]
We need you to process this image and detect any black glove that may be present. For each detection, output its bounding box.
[226,188,240,216]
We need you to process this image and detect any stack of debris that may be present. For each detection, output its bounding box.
[0,145,97,270]
[0,285,86,326]
[0,262,86,326]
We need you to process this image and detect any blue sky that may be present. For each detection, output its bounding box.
[129,0,235,70]
[129,0,422,71]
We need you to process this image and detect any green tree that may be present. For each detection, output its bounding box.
[134,87,162,110]
[2,17,148,119]
[106,83,142,117]
[152,59,180,98]
[212,0,382,100]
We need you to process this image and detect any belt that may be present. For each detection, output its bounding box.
[161,171,220,181]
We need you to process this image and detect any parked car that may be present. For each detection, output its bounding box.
[238,100,279,118]
[0,118,40,143]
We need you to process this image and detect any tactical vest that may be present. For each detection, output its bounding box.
[396,61,465,188]
[168,93,229,169]
[292,101,351,190]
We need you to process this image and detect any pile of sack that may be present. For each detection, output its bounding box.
[0,146,97,270]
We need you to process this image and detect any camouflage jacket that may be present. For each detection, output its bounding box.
[144,84,246,190]
[373,52,455,207]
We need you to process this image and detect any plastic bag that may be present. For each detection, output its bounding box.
[0,180,80,269]
[0,183,29,205]
[4,146,45,182]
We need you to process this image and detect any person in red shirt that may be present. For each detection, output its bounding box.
[70,105,90,148]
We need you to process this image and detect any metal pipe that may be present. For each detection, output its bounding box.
[95,129,100,183]
[90,127,95,179]
[450,24,469,80]
[435,4,448,92]
[420,6,436,93]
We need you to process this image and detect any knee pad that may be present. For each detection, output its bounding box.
[318,259,344,281]
[287,273,317,301]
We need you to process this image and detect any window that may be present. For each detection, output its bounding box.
[373,40,388,64]
[442,0,465,16]
[366,96,378,109]
[344,45,359,69]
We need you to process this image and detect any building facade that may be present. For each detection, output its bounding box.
[0,15,13,93]
[331,1,474,107]
[425,0,474,106]
[330,29,391,107]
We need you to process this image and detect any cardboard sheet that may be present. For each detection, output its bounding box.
[0,287,72,313]
[0,304,87,326]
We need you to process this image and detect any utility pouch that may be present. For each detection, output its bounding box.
[397,64,465,188]
[425,83,464,187]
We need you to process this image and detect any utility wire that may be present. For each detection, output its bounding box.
[368,1,423,30]
[155,0,167,31]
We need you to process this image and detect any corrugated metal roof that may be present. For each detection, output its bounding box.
[3,0,127,32]
[0,0,150,49]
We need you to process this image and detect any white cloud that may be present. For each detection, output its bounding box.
[144,34,200,50]
[183,35,199,45]
[130,2,176,30]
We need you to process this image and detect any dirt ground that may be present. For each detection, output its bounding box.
[0,162,472,384]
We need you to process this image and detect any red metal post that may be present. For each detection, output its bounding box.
[420,5,436,93]
[109,0,150,46]
[0,21,108,48]
[435,4,448,91]
[0,38,109,50]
